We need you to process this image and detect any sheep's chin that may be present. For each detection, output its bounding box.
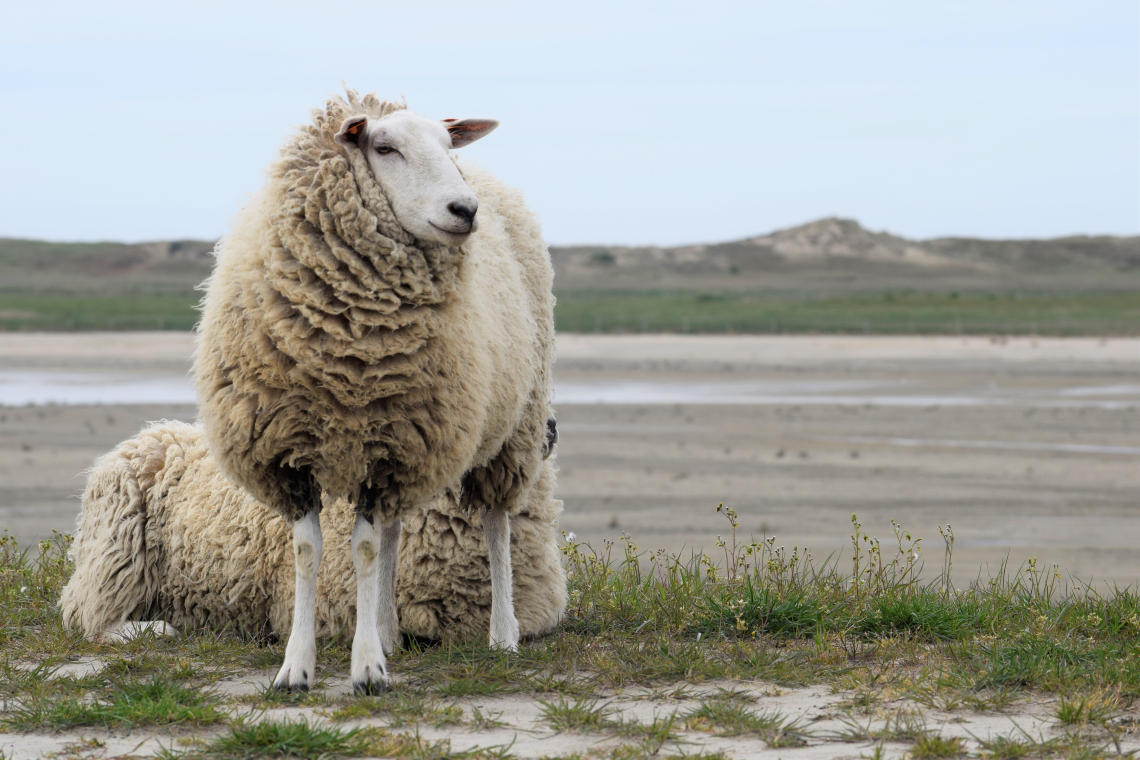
[426,221,475,246]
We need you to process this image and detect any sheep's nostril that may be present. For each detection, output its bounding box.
[447,201,477,225]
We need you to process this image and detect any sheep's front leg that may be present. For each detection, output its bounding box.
[274,509,322,691]
[484,506,520,651]
[350,514,400,695]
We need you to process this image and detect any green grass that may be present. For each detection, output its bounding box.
[538,694,617,731]
[1055,690,1122,726]
[8,506,1140,753]
[164,718,519,760]
[0,292,199,331]
[3,675,222,732]
[325,690,463,727]
[851,589,986,641]
[0,529,86,661]
[838,708,929,743]
[972,728,1118,760]
[683,698,808,745]
[11,510,1140,699]
[2,288,1140,334]
[161,719,378,760]
[236,684,329,709]
[910,732,966,758]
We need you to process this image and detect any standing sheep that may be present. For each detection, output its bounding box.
[194,91,555,694]
[59,421,567,646]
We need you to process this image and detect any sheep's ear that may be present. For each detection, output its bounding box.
[443,118,499,148]
[335,115,369,147]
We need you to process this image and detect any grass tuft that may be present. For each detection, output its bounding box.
[326,690,463,727]
[683,696,808,746]
[160,719,376,760]
[911,733,966,758]
[853,590,982,640]
[538,694,616,732]
[3,675,222,732]
[1054,689,1122,726]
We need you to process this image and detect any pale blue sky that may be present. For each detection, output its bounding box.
[1,1,1136,245]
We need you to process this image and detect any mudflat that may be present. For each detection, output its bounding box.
[2,332,1138,588]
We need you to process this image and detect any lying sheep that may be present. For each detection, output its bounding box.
[193,91,556,693]
[60,421,567,645]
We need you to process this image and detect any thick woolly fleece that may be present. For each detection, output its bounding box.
[59,421,568,642]
[194,91,555,524]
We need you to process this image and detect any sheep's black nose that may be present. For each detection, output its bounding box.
[448,201,477,224]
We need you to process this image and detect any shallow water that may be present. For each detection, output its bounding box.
[827,435,1140,456]
[3,371,1140,410]
[0,371,197,406]
[556,380,1140,409]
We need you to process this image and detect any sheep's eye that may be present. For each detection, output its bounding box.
[374,145,394,155]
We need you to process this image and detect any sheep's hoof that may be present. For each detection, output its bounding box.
[352,664,391,696]
[272,666,312,693]
[276,681,310,693]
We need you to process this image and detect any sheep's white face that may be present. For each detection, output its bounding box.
[335,110,498,246]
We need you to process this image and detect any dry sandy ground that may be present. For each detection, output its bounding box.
[555,335,1140,589]
[2,332,1138,588]
[3,663,1137,760]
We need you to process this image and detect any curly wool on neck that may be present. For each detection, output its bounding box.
[195,89,556,519]
[243,90,465,406]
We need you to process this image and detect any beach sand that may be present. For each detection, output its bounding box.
[2,332,1138,588]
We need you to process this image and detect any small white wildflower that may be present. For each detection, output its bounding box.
[566,532,576,542]
[20,586,27,593]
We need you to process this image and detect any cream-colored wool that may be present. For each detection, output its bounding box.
[60,421,568,642]
[193,91,555,524]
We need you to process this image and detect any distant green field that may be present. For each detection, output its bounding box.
[553,290,1140,336]
[1,290,1138,335]
[0,293,200,331]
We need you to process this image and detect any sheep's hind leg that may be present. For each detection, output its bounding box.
[376,518,402,656]
[274,509,322,692]
[350,513,398,695]
[484,506,520,651]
